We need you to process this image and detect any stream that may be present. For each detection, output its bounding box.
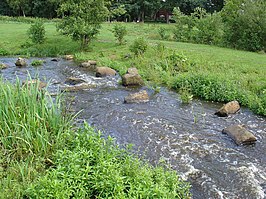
[1,57,265,199]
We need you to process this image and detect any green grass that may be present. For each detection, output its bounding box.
[0,20,265,115]
[0,79,191,198]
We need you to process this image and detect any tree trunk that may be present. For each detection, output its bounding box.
[141,11,145,22]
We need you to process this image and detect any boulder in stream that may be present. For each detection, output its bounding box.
[61,83,96,92]
[124,90,149,103]
[15,58,27,67]
[22,79,47,90]
[65,77,86,85]
[0,63,8,69]
[222,125,257,145]
[95,67,116,77]
[80,60,97,71]
[122,68,144,87]
[64,55,74,60]
[215,101,240,117]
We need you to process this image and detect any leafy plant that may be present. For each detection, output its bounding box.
[28,20,45,44]
[112,24,127,45]
[179,84,193,104]
[31,60,44,66]
[129,37,148,56]
[158,27,170,40]
[25,124,191,198]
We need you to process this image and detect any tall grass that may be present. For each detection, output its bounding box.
[0,79,72,160]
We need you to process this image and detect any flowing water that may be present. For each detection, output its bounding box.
[1,58,266,199]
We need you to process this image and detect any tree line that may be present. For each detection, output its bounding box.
[0,0,224,21]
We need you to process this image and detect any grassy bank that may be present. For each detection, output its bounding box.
[0,20,265,115]
[0,80,191,198]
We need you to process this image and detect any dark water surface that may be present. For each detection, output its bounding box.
[1,58,265,199]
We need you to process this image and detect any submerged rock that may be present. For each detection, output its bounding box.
[65,77,86,85]
[122,68,144,87]
[222,125,257,145]
[95,67,116,77]
[0,63,8,69]
[22,79,47,90]
[215,101,240,117]
[80,60,97,71]
[124,90,149,103]
[61,83,96,92]
[64,55,74,60]
[15,57,27,67]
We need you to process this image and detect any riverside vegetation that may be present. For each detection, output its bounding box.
[0,80,191,198]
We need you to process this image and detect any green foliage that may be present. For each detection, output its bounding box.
[112,24,127,45]
[173,7,224,45]
[194,12,224,45]
[31,59,43,66]
[172,73,266,115]
[28,20,45,44]
[129,37,148,56]
[25,124,191,199]
[221,0,266,51]
[179,84,193,104]
[57,0,109,48]
[158,27,170,40]
[166,51,190,72]
[0,79,72,161]
[0,48,9,56]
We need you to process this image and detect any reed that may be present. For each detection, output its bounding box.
[0,78,72,160]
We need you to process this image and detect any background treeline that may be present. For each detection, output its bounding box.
[0,0,223,19]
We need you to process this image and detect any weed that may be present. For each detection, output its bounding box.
[112,24,127,45]
[129,37,148,56]
[31,60,44,66]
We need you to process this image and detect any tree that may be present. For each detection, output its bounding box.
[57,0,109,48]
[6,0,32,17]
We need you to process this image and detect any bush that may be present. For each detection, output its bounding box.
[194,12,224,45]
[221,0,266,51]
[112,24,127,45]
[158,27,170,40]
[129,37,148,56]
[28,20,45,44]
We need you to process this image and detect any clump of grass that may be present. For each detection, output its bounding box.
[31,60,44,66]
[0,79,72,160]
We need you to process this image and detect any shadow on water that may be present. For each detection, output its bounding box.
[1,57,266,199]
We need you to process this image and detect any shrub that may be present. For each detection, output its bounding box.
[112,24,127,45]
[221,0,266,51]
[158,27,170,40]
[194,12,224,45]
[28,20,45,44]
[129,37,148,56]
